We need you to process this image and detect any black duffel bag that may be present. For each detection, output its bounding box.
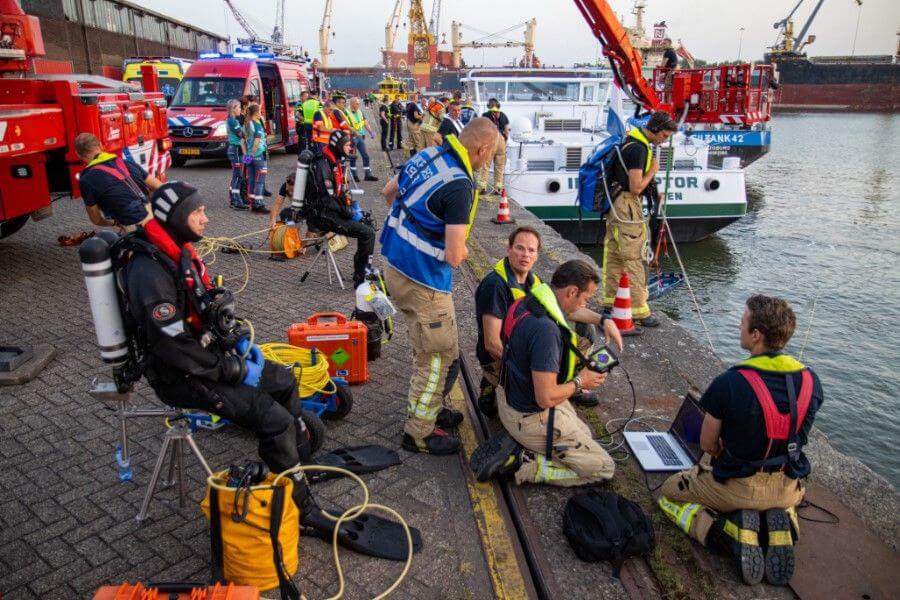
[563,490,655,577]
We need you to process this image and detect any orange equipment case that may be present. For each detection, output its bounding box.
[287,312,368,384]
[93,582,259,599]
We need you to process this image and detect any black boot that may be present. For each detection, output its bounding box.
[436,407,463,429]
[707,510,765,585]
[469,432,523,481]
[401,428,460,455]
[477,377,498,418]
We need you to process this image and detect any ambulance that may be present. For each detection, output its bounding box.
[123,57,193,103]
[167,47,318,167]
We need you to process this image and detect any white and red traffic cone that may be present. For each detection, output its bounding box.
[492,188,516,224]
[611,272,640,336]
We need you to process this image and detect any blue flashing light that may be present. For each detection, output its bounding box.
[199,52,221,59]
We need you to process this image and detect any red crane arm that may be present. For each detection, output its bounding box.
[572,0,661,111]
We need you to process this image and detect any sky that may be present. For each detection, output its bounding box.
[134,0,900,67]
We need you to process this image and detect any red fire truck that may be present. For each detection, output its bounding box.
[167,49,320,167]
[0,0,171,240]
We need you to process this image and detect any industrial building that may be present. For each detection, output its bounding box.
[21,0,227,77]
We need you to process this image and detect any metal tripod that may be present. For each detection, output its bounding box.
[300,234,345,289]
[90,379,213,522]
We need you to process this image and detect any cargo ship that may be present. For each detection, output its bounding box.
[767,53,899,112]
[765,1,899,112]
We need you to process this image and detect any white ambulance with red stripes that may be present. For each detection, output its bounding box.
[167,48,319,167]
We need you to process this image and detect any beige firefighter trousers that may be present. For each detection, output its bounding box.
[384,266,460,440]
[602,191,651,319]
[660,456,805,544]
[478,134,507,192]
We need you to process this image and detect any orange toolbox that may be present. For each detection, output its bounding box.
[287,312,368,384]
[93,582,259,599]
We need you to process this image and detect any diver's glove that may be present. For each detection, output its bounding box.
[235,338,264,387]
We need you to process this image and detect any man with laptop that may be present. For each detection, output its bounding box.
[656,295,824,586]
[470,260,618,487]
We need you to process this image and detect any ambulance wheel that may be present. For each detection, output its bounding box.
[0,216,28,240]
[322,384,353,421]
[171,156,187,168]
[300,408,325,454]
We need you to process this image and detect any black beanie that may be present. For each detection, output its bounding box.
[151,181,204,244]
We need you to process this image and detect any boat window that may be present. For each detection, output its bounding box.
[507,82,579,102]
[582,85,594,102]
[477,81,506,102]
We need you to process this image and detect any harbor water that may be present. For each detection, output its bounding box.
[587,112,900,489]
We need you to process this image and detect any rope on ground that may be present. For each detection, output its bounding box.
[259,342,336,397]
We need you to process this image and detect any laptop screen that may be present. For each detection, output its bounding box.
[670,396,705,461]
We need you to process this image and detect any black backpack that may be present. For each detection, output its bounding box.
[563,490,655,577]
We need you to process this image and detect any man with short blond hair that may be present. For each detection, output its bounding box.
[381,117,498,455]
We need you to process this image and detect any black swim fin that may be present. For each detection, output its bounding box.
[301,504,423,561]
[308,445,401,483]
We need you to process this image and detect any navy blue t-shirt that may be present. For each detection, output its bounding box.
[701,355,824,480]
[79,158,149,226]
[503,305,562,413]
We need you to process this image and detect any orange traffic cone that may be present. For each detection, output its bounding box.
[611,272,640,336]
[492,189,516,224]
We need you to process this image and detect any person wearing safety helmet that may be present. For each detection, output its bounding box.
[304,129,376,287]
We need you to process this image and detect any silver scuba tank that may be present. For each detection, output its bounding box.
[292,149,314,211]
[79,236,129,365]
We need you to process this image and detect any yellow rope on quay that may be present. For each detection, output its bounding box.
[259,342,336,397]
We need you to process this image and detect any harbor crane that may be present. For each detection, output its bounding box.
[319,0,334,68]
[450,19,537,69]
[382,0,405,69]
[408,0,434,83]
[428,0,442,39]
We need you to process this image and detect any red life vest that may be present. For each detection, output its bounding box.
[143,218,212,331]
[736,368,813,471]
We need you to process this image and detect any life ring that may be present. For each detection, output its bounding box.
[270,224,303,259]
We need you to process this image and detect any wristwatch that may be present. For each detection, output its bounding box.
[572,376,583,395]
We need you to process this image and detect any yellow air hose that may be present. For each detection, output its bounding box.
[260,342,336,397]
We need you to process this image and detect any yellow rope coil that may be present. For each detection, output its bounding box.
[260,342,336,397]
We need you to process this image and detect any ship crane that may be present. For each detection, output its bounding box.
[450,19,537,69]
[382,0,405,69]
[771,0,863,56]
[429,0,441,39]
[271,0,285,44]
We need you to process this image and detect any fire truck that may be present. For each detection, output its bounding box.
[0,0,171,240]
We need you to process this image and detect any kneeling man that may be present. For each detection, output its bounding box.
[472,260,616,486]
[658,295,823,586]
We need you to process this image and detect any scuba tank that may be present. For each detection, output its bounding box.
[290,149,314,222]
[79,236,129,367]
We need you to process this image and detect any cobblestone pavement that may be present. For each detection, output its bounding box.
[0,144,495,599]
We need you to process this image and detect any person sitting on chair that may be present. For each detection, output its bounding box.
[303,130,376,287]
[117,181,417,561]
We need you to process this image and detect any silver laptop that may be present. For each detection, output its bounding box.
[624,396,705,472]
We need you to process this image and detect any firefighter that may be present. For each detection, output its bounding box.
[306,130,376,288]
[75,133,162,230]
[121,181,414,561]
[478,98,510,195]
[311,101,347,152]
[294,90,311,152]
[405,91,425,156]
[658,295,823,586]
[345,96,379,181]
[301,93,322,151]
[469,260,615,487]
[602,110,677,327]
[379,118,499,454]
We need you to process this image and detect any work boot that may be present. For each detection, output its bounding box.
[571,391,600,407]
[639,315,660,328]
[470,432,523,482]
[763,508,795,585]
[436,407,463,429]
[231,200,249,211]
[707,510,765,585]
[364,173,380,182]
[251,202,269,214]
[401,428,460,455]
[263,187,273,197]
[477,378,498,418]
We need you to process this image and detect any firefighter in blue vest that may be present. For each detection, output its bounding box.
[603,111,677,327]
[75,133,162,229]
[380,118,499,454]
[658,295,823,586]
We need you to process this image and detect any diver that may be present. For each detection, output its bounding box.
[111,181,419,561]
[304,130,376,288]
[658,295,823,586]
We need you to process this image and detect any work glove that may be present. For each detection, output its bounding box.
[242,154,254,165]
[235,337,264,388]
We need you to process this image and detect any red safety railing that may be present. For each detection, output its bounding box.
[652,63,774,126]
